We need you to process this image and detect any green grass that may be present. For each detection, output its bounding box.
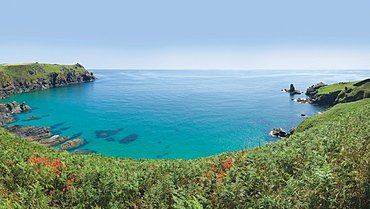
[1,97,370,208]
[0,63,87,80]
[295,98,370,132]
[316,81,357,94]
[310,78,370,106]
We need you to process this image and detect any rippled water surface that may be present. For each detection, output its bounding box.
[3,70,369,159]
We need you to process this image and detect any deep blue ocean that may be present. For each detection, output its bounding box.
[2,70,369,159]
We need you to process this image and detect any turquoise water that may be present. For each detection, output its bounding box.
[2,70,369,159]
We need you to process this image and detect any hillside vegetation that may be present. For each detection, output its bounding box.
[0,98,369,207]
[306,78,370,106]
[0,63,96,98]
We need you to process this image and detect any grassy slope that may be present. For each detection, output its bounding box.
[0,97,369,208]
[311,78,370,106]
[0,63,88,86]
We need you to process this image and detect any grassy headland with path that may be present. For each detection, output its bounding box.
[0,67,369,208]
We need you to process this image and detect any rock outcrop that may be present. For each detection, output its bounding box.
[59,138,87,151]
[270,128,295,138]
[283,84,303,94]
[0,63,97,99]
[6,125,51,141]
[38,135,69,147]
[0,101,31,126]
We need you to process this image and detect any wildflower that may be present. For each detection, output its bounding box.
[49,190,53,196]
[217,174,223,178]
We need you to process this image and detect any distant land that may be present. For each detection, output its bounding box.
[0,63,96,99]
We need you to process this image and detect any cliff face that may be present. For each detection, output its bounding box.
[306,78,370,106]
[0,101,31,126]
[0,63,97,98]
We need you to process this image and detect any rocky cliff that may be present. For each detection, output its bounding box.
[0,63,96,98]
[306,78,370,106]
[0,101,31,126]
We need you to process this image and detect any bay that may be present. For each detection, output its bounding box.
[2,69,369,159]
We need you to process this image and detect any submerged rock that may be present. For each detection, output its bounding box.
[50,122,67,130]
[22,115,41,121]
[95,128,124,138]
[69,132,83,140]
[6,125,50,141]
[119,134,138,144]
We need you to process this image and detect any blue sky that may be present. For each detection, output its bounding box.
[1,0,370,69]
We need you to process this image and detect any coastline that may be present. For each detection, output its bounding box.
[0,63,97,152]
[0,63,97,99]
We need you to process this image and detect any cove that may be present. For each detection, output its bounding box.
[2,69,369,159]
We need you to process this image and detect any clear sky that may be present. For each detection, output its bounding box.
[1,0,370,69]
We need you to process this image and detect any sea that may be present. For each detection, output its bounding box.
[2,70,369,160]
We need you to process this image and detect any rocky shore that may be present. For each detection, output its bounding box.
[6,125,51,141]
[1,102,90,152]
[0,63,96,153]
[0,63,97,99]
[0,101,31,126]
[275,78,370,139]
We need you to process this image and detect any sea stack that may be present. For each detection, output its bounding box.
[284,84,303,94]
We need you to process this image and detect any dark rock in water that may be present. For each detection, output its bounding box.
[157,141,162,144]
[51,130,62,135]
[300,113,307,117]
[270,128,288,138]
[72,149,97,155]
[0,101,31,126]
[50,122,67,130]
[119,134,138,144]
[289,128,296,135]
[22,115,42,121]
[156,153,169,158]
[283,84,303,94]
[105,137,115,141]
[95,128,124,138]
[6,125,50,141]
[59,138,87,151]
[69,132,83,140]
[60,126,71,131]
[295,98,308,103]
